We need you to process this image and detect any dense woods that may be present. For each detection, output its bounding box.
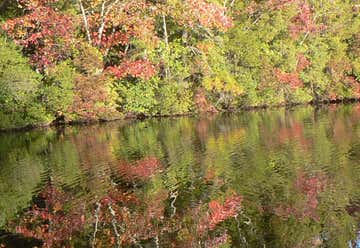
[0,0,360,129]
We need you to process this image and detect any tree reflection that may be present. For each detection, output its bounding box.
[1,105,360,247]
[274,171,327,221]
[12,184,85,248]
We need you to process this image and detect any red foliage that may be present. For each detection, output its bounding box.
[329,92,337,101]
[14,182,168,247]
[274,54,311,89]
[194,87,218,113]
[274,69,303,89]
[296,54,311,71]
[118,156,162,181]
[107,59,157,80]
[204,231,230,248]
[1,0,75,69]
[275,171,327,221]
[288,1,325,39]
[86,0,158,53]
[103,188,141,206]
[176,0,233,31]
[94,188,170,246]
[346,76,360,98]
[199,195,243,232]
[295,171,327,197]
[14,185,85,248]
[278,120,311,148]
[327,75,360,100]
[68,74,117,120]
[295,171,327,219]
[94,31,129,49]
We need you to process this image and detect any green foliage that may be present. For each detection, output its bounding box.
[156,82,193,115]
[115,40,194,116]
[0,131,53,227]
[0,0,22,21]
[73,42,104,75]
[0,37,49,129]
[225,0,360,106]
[116,78,159,115]
[67,43,121,121]
[151,40,192,83]
[1,0,360,127]
[198,41,243,108]
[116,76,193,116]
[109,105,360,247]
[1,105,360,245]
[41,61,75,117]
[152,41,194,115]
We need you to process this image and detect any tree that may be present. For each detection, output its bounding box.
[1,0,75,70]
[0,37,49,129]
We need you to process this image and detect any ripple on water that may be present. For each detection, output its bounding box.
[0,105,359,247]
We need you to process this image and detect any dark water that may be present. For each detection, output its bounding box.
[0,104,360,248]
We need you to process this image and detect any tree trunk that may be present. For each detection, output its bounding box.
[78,0,92,44]
[162,15,170,78]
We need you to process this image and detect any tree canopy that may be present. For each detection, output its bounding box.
[0,0,360,128]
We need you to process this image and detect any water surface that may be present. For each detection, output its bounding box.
[0,104,360,247]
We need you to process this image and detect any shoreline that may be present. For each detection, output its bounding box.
[1,98,359,133]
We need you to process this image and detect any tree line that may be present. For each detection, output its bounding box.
[0,0,359,129]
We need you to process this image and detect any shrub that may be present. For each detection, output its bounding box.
[40,61,75,119]
[0,37,49,129]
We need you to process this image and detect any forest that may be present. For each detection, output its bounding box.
[0,0,360,129]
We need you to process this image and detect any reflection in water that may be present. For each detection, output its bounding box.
[0,104,360,247]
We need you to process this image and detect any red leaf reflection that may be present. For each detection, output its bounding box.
[275,171,327,221]
[199,195,243,232]
[118,156,162,180]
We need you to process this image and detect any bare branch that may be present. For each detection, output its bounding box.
[91,202,101,248]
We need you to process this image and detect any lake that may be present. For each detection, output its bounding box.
[0,104,359,247]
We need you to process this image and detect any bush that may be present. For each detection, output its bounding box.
[40,61,75,118]
[116,78,159,116]
[68,44,120,121]
[156,82,193,115]
[0,37,49,129]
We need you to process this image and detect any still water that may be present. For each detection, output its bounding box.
[0,104,360,248]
